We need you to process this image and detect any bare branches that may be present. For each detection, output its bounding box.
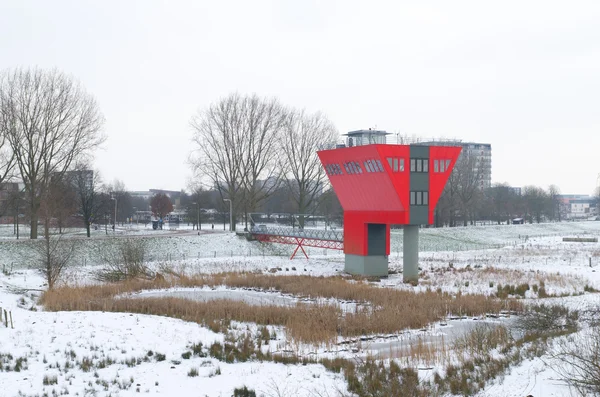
[550,326,600,396]
[241,95,287,216]
[190,93,287,231]
[280,110,337,227]
[34,232,77,289]
[68,164,103,237]
[95,238,152,282]
[0,120,16,185]
[0,68,105,238]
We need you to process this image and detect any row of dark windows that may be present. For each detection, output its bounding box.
[326,157,452,177]
[386,157,405,172]
[364,159,384,173]
[325,159,385,176]
[410,158,428,173]
[410,191,429,206]
[344,161,363,175]
[433,159,452,173]
[325,163,344,175]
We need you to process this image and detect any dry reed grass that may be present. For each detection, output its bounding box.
[41,273,522,345]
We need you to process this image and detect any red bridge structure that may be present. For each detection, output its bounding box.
[251,226,343,259]
[317,130,461,282]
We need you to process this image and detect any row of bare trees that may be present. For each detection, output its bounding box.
[436,181,566,226]
[190,93,338,230]
[0,68,105,239]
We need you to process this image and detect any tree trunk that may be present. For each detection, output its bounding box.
[30,212,38,239]
[44,218,53,289]
[85,221,91,238]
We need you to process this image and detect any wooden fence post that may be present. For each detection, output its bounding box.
[9,311,13,329]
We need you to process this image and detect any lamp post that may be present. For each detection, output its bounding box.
[192,202,200,235]
[111,196,117,233]
[223,198,232,232]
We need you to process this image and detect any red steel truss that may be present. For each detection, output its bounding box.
[253,234,344,259]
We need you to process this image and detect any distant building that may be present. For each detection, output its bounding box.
[63,170,94,190]
[130,191,154,200]
[558,194,597,219]
[420,140,492,190]
[509,187,522,196]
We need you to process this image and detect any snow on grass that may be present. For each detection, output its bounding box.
[2,221,600,396]
[0,272,346,397]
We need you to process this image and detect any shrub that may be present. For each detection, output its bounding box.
[209,342,224,361]
[187,367,198,377]
[344,358,426,397]
[191,342,204,357]
[95,238,152,282]
[233,386,256,397]
[515,304,578,336]
[43,374,58,385]
[551,324,600,395]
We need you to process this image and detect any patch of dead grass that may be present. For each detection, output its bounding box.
[41,273,522,345]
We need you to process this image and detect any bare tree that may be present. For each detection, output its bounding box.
[68,165,103,237]
[241,96,287,229]
[455,151,485,225]
[280,110,338,228]
[46,177,78,234]
[316,187,343,228]
[547,184,561,221]
[0,68,105,239]
[0,120,16,185]
[485,183,519,224]
[185,184,213,230]
[523,185,548,223]
[436,165,460,227]
[36,179,78,289]
[190,93,286,231]
[34,232,77,289]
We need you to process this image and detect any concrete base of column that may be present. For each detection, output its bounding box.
[403,225,419,284]
[344,254,388,277]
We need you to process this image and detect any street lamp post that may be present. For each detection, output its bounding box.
[111,196,117,233]
[223,199,232,232]
[193,202,200,235]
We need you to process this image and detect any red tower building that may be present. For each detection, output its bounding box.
[318,132,461,282]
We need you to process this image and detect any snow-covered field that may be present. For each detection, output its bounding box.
[2,221,600,396]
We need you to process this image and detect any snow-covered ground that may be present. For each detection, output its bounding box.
[2,221,600,396]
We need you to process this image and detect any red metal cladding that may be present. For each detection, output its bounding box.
[343,212,393,256]
[376,145,412,212]
[318,144,461,256]
[428,146,462,223]
[317,145,405,213]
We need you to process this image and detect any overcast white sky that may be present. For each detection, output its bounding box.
[1,1,599,194]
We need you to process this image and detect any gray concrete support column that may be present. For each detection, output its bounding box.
[403,225,419,284]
